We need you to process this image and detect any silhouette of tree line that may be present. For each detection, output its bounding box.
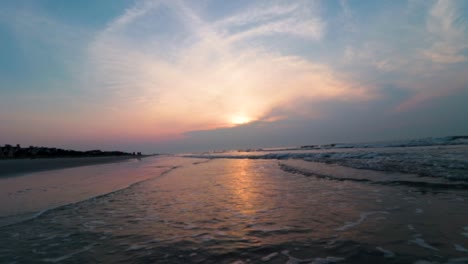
[0,144,141,159]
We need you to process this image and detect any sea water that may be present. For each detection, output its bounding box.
[1,138,468,263]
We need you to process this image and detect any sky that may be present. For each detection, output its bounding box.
[1,0,467,153]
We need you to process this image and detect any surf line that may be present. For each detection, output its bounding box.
[336,211,389,231]
[0,165,181,229]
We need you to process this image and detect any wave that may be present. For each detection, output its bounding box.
[298,135,468,150]
[185,138,468,180]
[197,136,468,154]
[279,162,468,189]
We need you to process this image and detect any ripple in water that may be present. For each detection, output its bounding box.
[0,158,468,263]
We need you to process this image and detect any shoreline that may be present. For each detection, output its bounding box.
[0,156,140,178]
[0,156,191,227]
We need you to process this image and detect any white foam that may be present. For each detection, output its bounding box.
[231,260,246,264]
[215,231,227,236]
[42,243,95,263]
[261,252,278,261]
[189,138,468,180]
[409,238,439,251]
[201,234,214,242]
[280,250,344,264]
[376,247,395,258]
[281,250,311,264]
[126,244,145,251]
[183,224,199,230]
[454,244,468,252]
[310,256,345,264]
[83,220,106,230]
[336,211,388,231]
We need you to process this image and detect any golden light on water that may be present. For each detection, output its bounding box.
[229,159,256,215]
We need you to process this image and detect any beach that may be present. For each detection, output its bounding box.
[0,155,467,263]
[2,0,468,262]
[0,142,467,263]
[0,156,196,227]
[0,156,136,178]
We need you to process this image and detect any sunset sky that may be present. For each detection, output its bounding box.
[1,0,468,153]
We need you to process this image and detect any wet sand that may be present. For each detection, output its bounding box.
[0,156,137,178]
[0,156,201,226]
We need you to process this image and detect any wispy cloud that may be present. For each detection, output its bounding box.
[2,0,467,151]
[214,4,300,28]
[338,0,468,113]
[339,0,356,33]
[86,0,370,138]
[215,1,324,41]
[424,0,468,63]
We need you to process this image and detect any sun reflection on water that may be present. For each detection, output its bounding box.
[227,159,258,215]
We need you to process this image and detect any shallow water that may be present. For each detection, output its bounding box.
[0,156,195,226]
[1,157,468,263]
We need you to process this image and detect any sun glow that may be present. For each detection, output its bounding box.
[230,115,252,125]
[87,0,374,139]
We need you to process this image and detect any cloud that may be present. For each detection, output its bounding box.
[215,1,324,41]
[86,0,372,139]
[424,0,468,63]
[226,17,324,42]
[214,3,301,28]
[2,0,467,152]
[0,6,90,60]
[337,0,468,114]
[339,0,356,33]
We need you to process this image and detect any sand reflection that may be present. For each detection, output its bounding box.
[0,157,190,225]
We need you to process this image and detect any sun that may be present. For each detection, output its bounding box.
[230,115,252,125]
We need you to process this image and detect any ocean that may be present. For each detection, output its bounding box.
[1,136,468,263]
